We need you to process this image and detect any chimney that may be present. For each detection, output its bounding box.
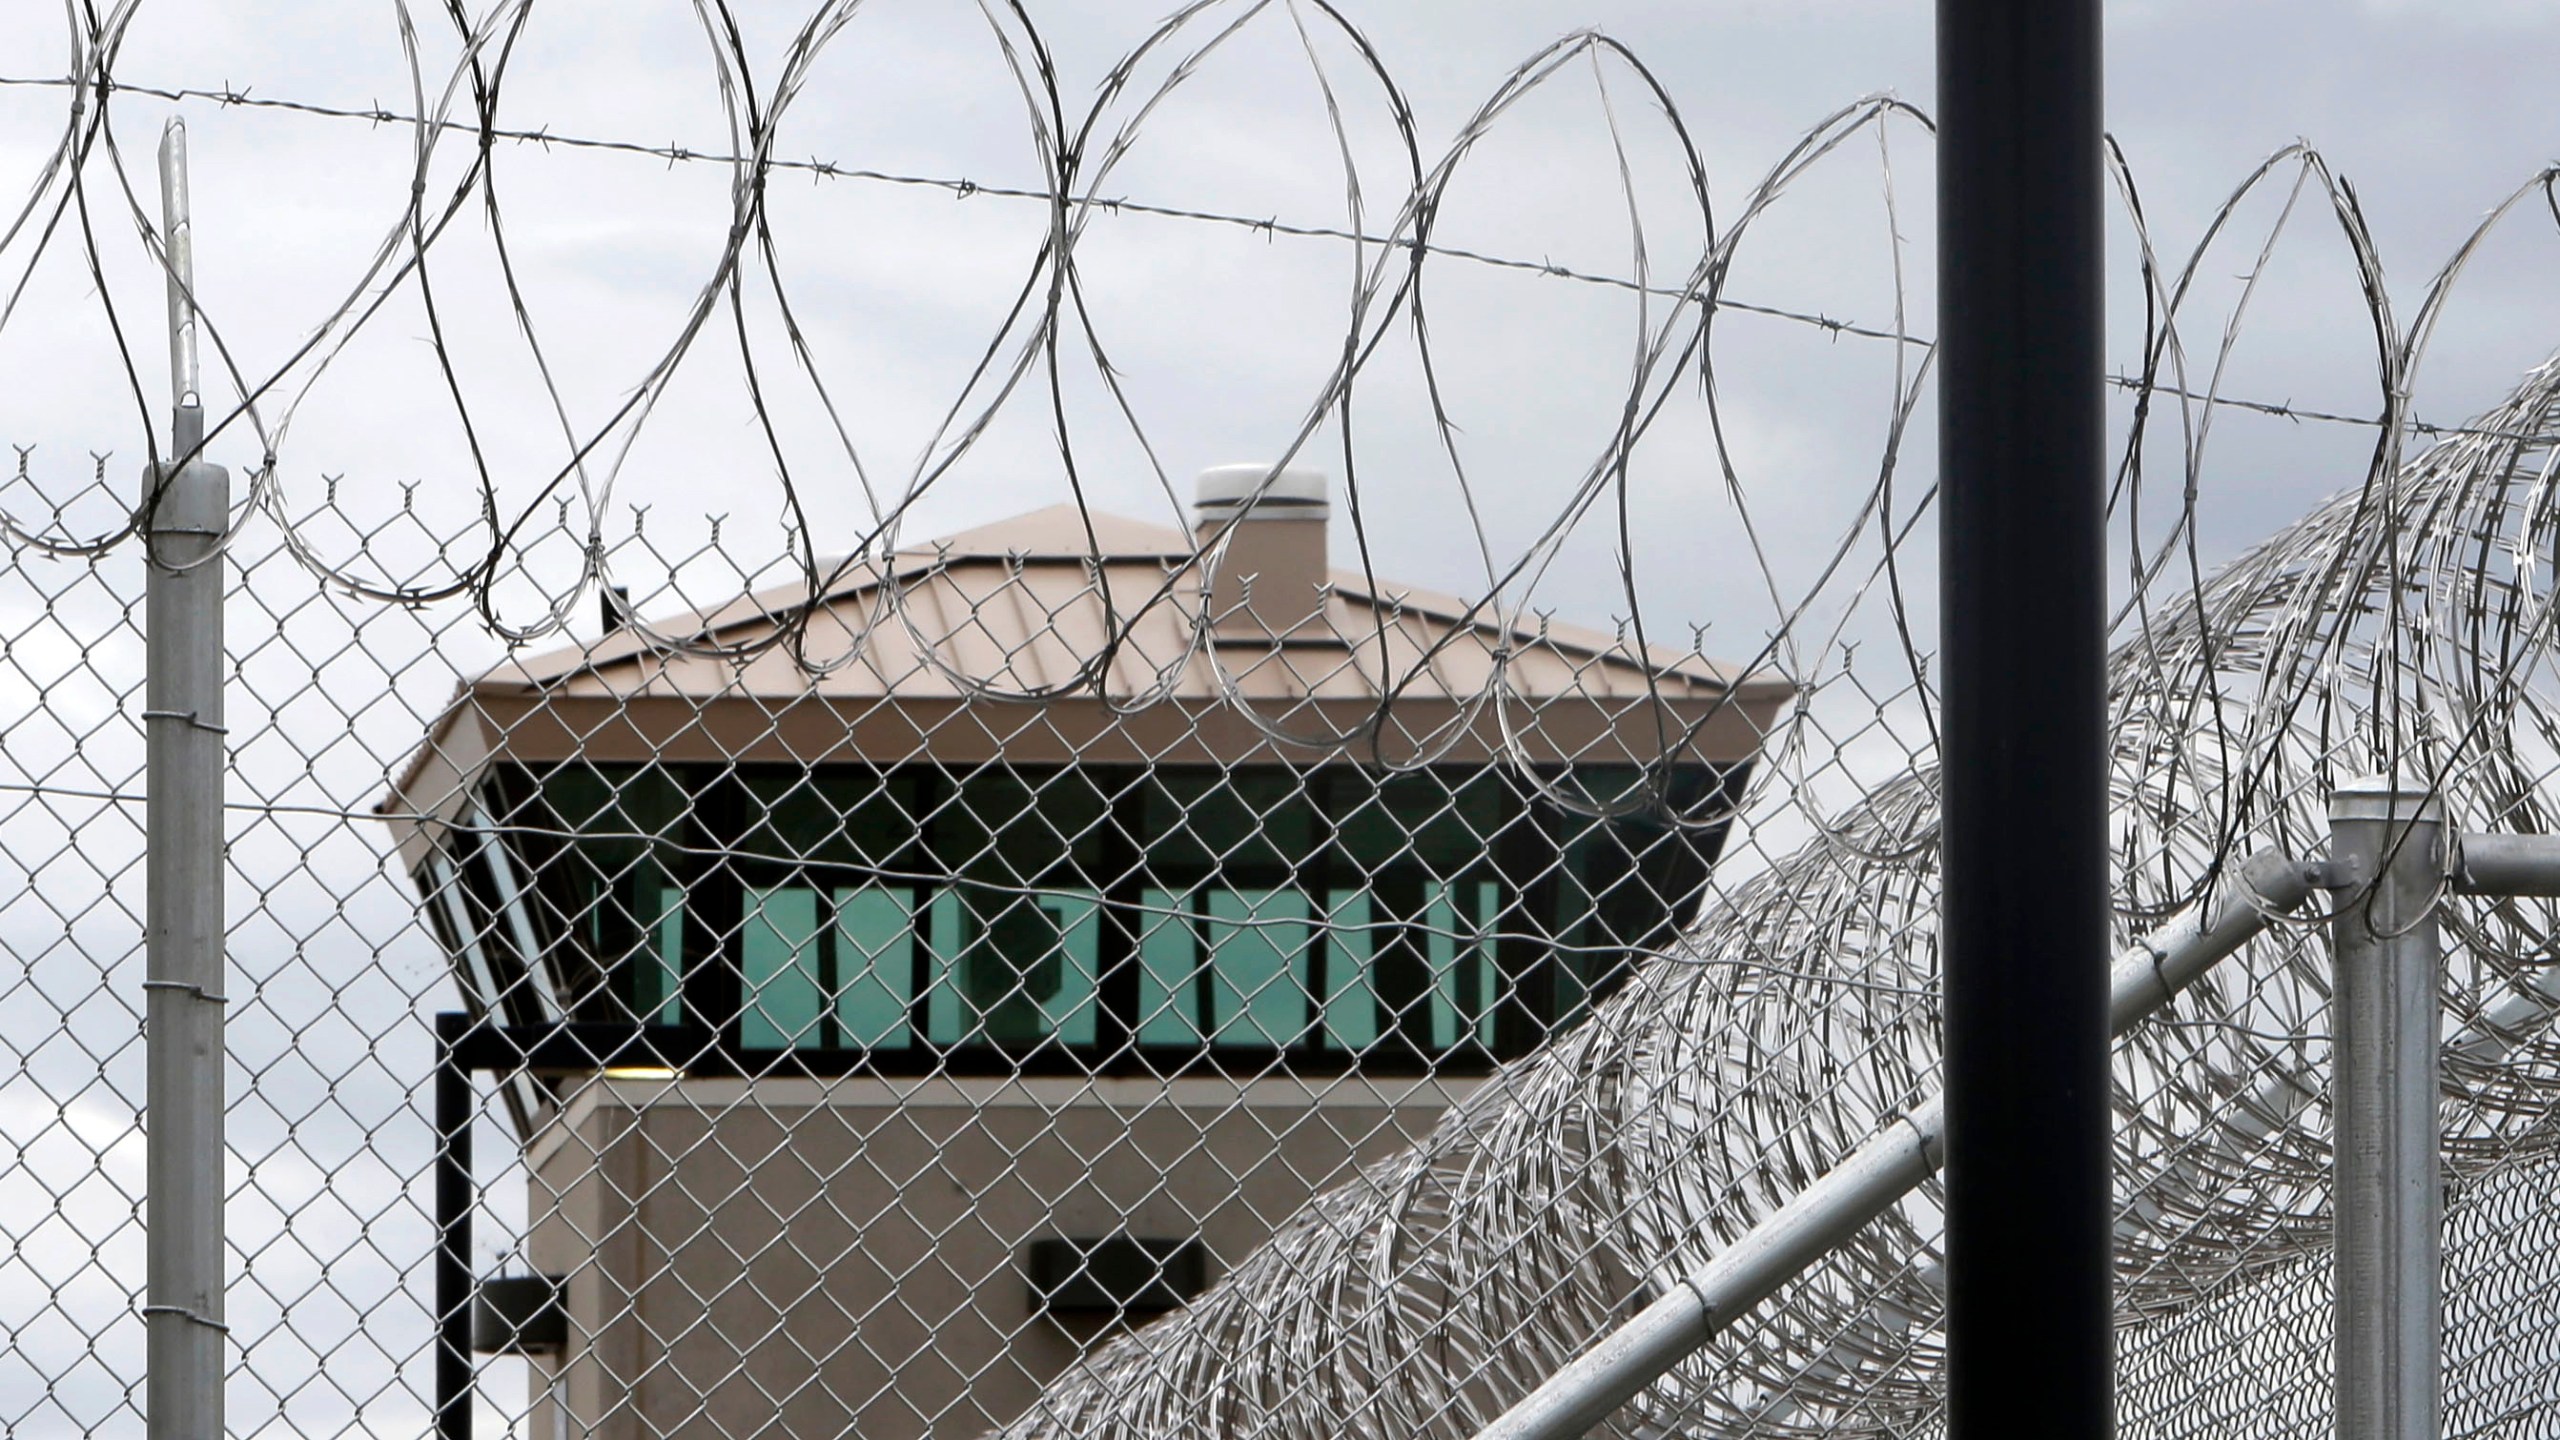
[1193,464,1329,639]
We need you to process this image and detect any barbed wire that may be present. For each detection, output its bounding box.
[12,8,2560,1440]
[1004,344,2560,1440]
[5,0,2556,978]
[11,0,2551,806]
[6,66,2532,445]
[7,3,2549,709]
[5,0,2557,922]
[0,1,1920,816]
[0,72,1929,342]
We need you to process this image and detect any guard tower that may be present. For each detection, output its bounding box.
[381,466,1793,1440]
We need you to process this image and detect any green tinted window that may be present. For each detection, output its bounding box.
[741,886,825,1050]
[1426,880,1501,1050]
[1136,888,1201,1045]
[510,763,694,1026]
[742,883,916,1050]
[645,884,683,1024]
[924,886,1100,1047]
[472,760,1729,1070]
[1206,889,1313,1047]
[1317,889,1376,1051]
[835,886,914,1049]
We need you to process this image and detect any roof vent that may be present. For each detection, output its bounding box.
[1192,464,1329,639]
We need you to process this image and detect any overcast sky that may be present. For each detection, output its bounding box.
[4,4,2558,1437]
[7,0,2557,656]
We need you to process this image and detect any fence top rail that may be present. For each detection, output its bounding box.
[2452,833,2560,898]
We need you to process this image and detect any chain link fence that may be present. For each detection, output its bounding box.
[13,4,2560,1439]
[24,372,2560,1440]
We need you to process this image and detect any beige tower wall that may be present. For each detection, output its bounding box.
[520,1075,1469,1440]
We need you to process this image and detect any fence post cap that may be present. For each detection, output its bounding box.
[2328,774,2445,825]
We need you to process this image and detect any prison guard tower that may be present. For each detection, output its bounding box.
[379,466,1793,1440]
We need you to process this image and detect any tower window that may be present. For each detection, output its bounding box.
[466,760,1737,1075]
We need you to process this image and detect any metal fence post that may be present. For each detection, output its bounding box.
[1936,1,2111,1435]
[145,118,231,1440]
[2326,777,2443,1440]
[434,1014,476,1440]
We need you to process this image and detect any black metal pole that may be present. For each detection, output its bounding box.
[434,1012,475,1440]
[1935,3,2111,1438]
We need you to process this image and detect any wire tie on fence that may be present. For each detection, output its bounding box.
[1889,1102,1946,1167]
[140,1304,230,1333]
[141,708,229,735]
[141,979,228,1004]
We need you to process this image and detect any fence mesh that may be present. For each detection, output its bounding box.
[11,4,2560,1440]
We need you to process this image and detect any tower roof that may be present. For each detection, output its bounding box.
[379,501,1793,863]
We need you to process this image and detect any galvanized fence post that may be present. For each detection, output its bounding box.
[434,1015,476,1440]
[144,118,230,1440]
[2325,778,2444,1440]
